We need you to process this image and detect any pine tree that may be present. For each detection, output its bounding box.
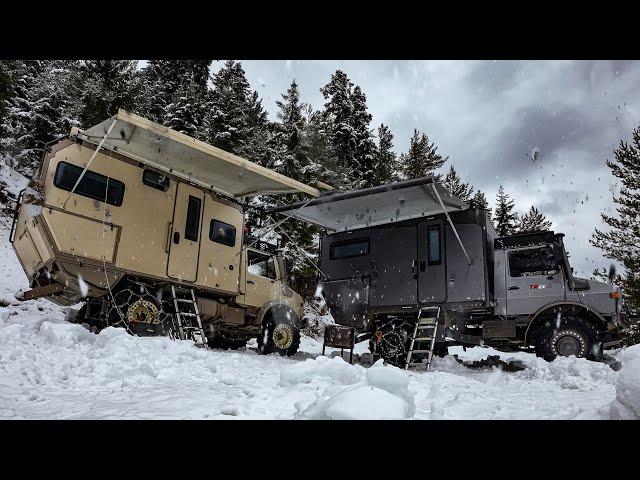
[494,185,518,236]
[442,165,474,200]
[319,70,356,189]
[591,126,640,311]
[472,190,492,220]
[373,124,397,185]
[350,86,377,188]
[518,205,552,233]
[2,61,81,177]
[207,60,268,155]
[77,60,139,128]
[0,61,16,156]
[399,129,447,180]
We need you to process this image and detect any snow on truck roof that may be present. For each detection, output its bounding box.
[79,109,321,199]
[270,177,468,232]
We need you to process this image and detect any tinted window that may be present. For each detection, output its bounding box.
[248,251,277,279]
[330,238,369,259]
[184,196,201,241]
[428,225,441,265]
[209,220,236,247]
[54,162,124,206]
[509,247,559,277]
[142,169,170,192]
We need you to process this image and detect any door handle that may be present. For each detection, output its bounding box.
[247,280,255,285]
[411,260,417,279]
[508,285,519,290]
[419,260,426,272]
[173,231,180,244]
[546,275,555,280]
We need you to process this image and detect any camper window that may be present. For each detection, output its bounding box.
[54,161,124,207]
[248,251,277,279]
[330,238,369,260]
[184,196,202,242]
[209,220,236,247]
[509,247,559,277]
[142,169,170,192]
[428,225,441,265]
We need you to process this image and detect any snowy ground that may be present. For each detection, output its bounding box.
[0,220,637,420]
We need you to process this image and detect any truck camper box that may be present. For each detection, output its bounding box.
[271,177,497,330]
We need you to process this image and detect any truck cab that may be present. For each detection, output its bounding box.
[493,231,626,359]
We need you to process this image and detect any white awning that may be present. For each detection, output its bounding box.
[270,177,468,232]
[79,109,321,199]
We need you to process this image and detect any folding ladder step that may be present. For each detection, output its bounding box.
[414,336,433,341]
[410,349,432,354]
[176,298,195,303]
[405,306,441,372]
[178,312,198,317]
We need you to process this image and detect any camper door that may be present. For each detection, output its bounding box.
[168,182,204,282]
[417,220,447,303]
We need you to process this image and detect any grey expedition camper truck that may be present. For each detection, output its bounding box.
[273,177,629,368]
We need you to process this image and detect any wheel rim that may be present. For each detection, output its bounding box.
[272,324,294,349]
[552,330,586,357]
[127,299,160,325]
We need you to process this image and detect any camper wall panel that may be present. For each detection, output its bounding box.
[368,226,417,306]
[444,223,487,304]
[43,144,175,279]
[197,195,243,294]
[43,208,119,263]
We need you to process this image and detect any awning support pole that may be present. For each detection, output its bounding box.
[431,184,472,265]
[275,225,329,280]
[62,118,118,210]
[236,196,316,257]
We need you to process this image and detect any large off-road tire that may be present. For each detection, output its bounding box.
[257,309,300,357]
[105,281,167,337]
[533,315,601,361]
[368,321,412,367]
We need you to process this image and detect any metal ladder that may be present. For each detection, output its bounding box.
[405,306,441,371]
[171,285,207,348]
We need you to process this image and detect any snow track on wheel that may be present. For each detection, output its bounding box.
[0,221,635,419]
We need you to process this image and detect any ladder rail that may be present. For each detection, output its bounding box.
[170,285,207,347]
[405,306,441,371]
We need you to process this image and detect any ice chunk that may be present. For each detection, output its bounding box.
[311,385,413,420]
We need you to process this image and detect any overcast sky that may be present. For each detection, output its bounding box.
[210,60,640,278]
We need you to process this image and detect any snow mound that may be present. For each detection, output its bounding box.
[289,358,415,419]
[280,355,365,387]
[610,344,640,419]
[517,355,618,391]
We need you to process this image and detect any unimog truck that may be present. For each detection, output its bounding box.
[272,177,630,366]
[10,110,322,355]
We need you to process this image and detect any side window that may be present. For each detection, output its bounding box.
[184,196,202,242]
[427,225,441,265]
[54,161,125,206]
[509,247,559,277]
[209,219,236,247]
[142,169,170,192]
[247,251,277,279]
[330,238,369,260]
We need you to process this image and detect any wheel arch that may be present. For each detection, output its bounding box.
[524,301,607,345]
[256,301,301,328]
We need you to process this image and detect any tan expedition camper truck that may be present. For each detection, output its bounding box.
[10,110,321,355]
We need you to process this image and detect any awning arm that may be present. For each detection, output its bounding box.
[275,224,329,280]
[62,118,118,210]
[431,184,472,265]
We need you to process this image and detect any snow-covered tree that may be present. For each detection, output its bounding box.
[77,60,139,128]
[373,124,397,185]
[350,86,377,188]
[1,61,81,177]
[591,126,640,312]
[207,60,268,156]
[473,190,492,220]
[494,185,518,236]
[517,205,552,233]
[399,129,447,181]
[442,165,474,200]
